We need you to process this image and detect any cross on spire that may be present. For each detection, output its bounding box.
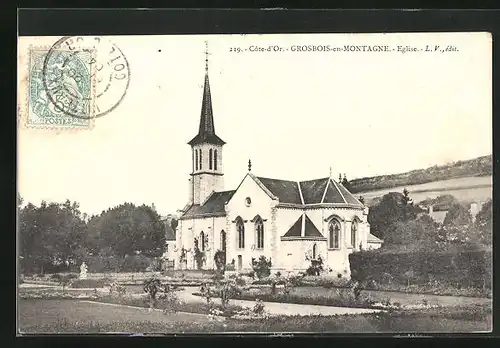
[204,41,210,72]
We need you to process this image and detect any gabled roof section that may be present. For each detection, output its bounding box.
[337,181,364,206]
[282,215,303,237]
[256,177,302,204]
[180,190,235,219]
[282,213,324,238]
[322,179,347,204]
[367,232,383,243]
[188,72,226,146]
[304,214,323,237]
[299,178,329,204]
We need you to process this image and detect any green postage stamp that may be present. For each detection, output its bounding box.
[26,48,96,129]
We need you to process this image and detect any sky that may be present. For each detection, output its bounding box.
[18,33,492,216]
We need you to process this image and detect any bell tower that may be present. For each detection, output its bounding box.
[187,42,225,205]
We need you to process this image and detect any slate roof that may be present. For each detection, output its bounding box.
[256,177,303,204]
[367,233,383,243]
[257,176,364,207]
[282,213,324,238]
[181,190,235,219]
[188,72,226,146]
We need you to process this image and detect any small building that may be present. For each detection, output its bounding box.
[367,232,383,250]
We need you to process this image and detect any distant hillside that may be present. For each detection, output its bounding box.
[350,155,492,194]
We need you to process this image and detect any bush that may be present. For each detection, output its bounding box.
[225,264,235,271]
[214,250,226,272]
[71,278,111,288]
[122,255,154,272]
[305,256,324,276]
[251,256,272,279]
[349,247,492,290]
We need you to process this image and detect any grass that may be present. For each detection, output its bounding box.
[19,299,492,333]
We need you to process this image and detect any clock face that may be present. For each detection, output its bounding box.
[245,197,252,206]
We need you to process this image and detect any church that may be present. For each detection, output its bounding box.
[174,46,375,276]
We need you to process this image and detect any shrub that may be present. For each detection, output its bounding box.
[305,256,324,276]
[251,256,272,279]
[225,264,235,271]
[349,247,492,290]
[214,250,226,272]
[71,278,111,288]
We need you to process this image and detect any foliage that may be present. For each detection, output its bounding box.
[349,246,492,291]
[305,256,324,276]
[474,199,492,245]
[71,278,111,289]
[193,237,208,270]
[86,203,166,259]
[439,203,473,243]
[367,190,423,239]
[250,256,272,279]
[420,194,462,212]
[19,199,87,274]
[213,250,226,272]
[18,198,165,274]
[225,263,235,271]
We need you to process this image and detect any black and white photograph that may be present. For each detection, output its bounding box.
[17,30,492,334]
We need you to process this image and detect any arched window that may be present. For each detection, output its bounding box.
[209,149,213,170]
[214,149,218,171]
[312,243,317,259]
[328,219,341,249]
[236,217,245,249]
[255,217,264,249]
[195,149,199,171]
[200,231,205,251]
[199,149,202,170]
[220,230,226,251]
[351,219,358,250]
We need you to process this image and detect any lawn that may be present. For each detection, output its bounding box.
[18,299,491,333]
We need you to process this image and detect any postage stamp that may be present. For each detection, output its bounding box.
[43,36,131,119]
[18,36,130,130]
[27,48,95,128]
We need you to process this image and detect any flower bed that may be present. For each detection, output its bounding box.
[19,290,98,300]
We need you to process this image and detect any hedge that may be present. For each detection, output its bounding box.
[349,247,492,290]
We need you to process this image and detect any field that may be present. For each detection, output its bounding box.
[18,299,491,333]
[359,175,492,205]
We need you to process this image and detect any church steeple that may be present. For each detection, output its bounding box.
[188,42,226,146]
[188,42,226,206]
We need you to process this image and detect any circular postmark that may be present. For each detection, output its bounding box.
[42,36,130,119]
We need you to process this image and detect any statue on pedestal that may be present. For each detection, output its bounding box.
[79,262,88,280]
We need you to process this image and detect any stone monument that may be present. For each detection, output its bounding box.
[79,262,88,280]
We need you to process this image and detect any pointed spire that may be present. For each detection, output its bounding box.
[188,42,225,146]
[248,159,252,172]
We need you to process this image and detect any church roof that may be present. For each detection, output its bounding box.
[256,176,364,207]
[188,71,226,146]
[256,177,303,204]
[367,232,383,243]
[180,190,235,219]
[282,213,324,238]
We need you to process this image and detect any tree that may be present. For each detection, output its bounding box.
[90,203,166,258]
[18,199,87,274]
[474,199,492,245]
[367,190,422,239]
[439,203,473,243]
[341,175,353,192]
